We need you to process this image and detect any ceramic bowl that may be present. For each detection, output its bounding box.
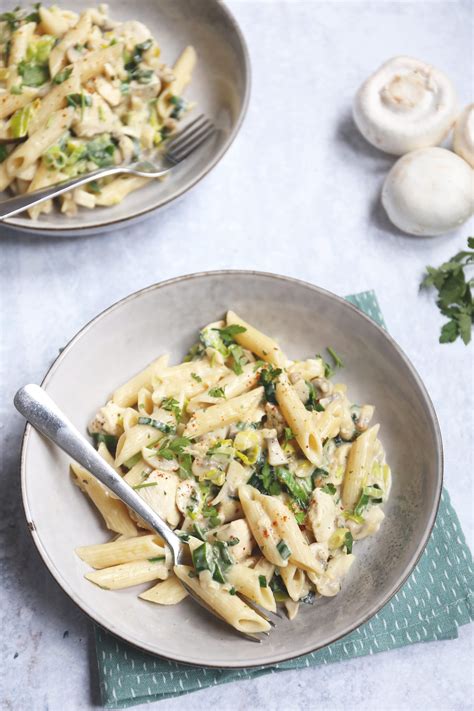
[20,271,443,666]
[0,0,250,236]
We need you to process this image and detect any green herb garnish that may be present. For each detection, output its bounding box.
[276,539,291,560]
[259,365,282,404]
[161,397,182,422]
[208,387,225,399]
[137,416,176,434]
[53,66,73,84]
[258,575,267,588]
[421,237,474,345]
[132,481,158,490]
[191,372,202,382]
[321,483,337,495]
[89,431,118,455]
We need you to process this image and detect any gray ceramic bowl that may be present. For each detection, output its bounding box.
[1,0,250,236]
[20,271,442,667]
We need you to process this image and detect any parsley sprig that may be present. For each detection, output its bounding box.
[421,237,473,345]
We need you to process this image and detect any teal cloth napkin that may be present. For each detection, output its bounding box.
[95,291,474,709]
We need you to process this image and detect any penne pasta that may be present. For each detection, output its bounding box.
[174,565,271,634]
[183,387,264,438]
[226,310,288,367]
[86,559,169,589]
[75,310,391,628]
[139,576,188,605]
[76,534,165,569]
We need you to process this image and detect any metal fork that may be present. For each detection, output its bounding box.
[14,384,279,642]
[0,114,215,221]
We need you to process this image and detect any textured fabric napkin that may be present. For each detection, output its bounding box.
[95,291,474,709]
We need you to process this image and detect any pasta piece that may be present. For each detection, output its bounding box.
[0,89,40,120]
[316,554,355,597]
[183,387,264,439]
[276,374,322,464]
[112,354,169,407]
[5,107,74,178]
[187,362,260,414]
[226,564,277,612]
[39,5,77,36]
[85,559,168,589]
[342,425,380,509]
[245,486,320,573]
[174,565,271,634]
[139,576,188,605]
[285,599,299,620]
[280,564,306,602]
[156,46,196,119]
[312,398,343,442]
[94,176,151,207]
[226,310,288,367]
[8,22,36,69]
[76,43,124,83]
[48,12,93,77]
[115,424,163,466]
[28,71,81,134]
[71,461,137,537]
[76,534,165,569]
[26,162,67,219]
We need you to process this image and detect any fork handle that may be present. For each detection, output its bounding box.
[14,384,182,559]
[0,165,125,221]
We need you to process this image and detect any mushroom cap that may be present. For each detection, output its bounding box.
[353,56,458,156]
[453,104,474,168]
[382,147,473,236]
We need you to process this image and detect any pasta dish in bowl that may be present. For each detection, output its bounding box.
[0,0,250,234]
[20,272,442,666]
[74,310,392,631]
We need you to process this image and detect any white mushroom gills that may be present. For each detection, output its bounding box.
[353,56,458,155]
[382,147,474,236]
[453,104,474,168]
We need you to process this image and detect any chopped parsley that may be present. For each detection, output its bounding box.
[305,380,325,412]
[161,397,182,422]
[259,365,282,404]
[53,66,73,84]
[191,372,202,382]
[208,387,225,399]
[321,483,337,495]
[421,236,473,345]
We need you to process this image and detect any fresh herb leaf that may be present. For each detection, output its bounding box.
[211,324,246,346]
[326,347,344,369]
[191,372,202,382]
[161,397,182,422]
[208,387,225,399]
[283,427,295,444]
[259,365,282,404]
[321,483,337,495]
[258,575,267,588]
[228,343,245,374]
[274,467,310,508]
[305,380,325,412]
[87,180,101,194]
[17,60,49,86]
[132,481,158,490]
[66,92,92,109]
[343,531,353,554]
[53,66,73,84]
[0,145,7,163]
[229,587,236,595]
[421,237,473,345]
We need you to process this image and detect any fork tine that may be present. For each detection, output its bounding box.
[167,124,215,163]
[167,119,214,158]
[166,114,209,150]
[238,594,280,626]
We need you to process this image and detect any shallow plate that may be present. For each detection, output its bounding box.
[20,271,442,667]
[1,0,250,236]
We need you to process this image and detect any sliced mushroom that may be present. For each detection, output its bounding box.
[263,428,288,466]
[316,553,355,597]
[95,76,122,107]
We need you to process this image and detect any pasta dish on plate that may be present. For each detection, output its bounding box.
[72,311,392,634]
[0,3,196,218]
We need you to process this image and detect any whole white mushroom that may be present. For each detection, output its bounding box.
[382,147,473,236]
[453,104,474,168]
[353,56,458,155]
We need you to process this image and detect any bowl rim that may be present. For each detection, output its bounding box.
[3,0,252,235]
[19,270,444,667]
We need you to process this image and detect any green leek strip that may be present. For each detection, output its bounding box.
[259,575,267,588]
[132,482,157,490]
[89,431,118,455]
[191,542,215,574]
[148,556,165,562]
[276,539,291,560]
[137,416,176,434]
